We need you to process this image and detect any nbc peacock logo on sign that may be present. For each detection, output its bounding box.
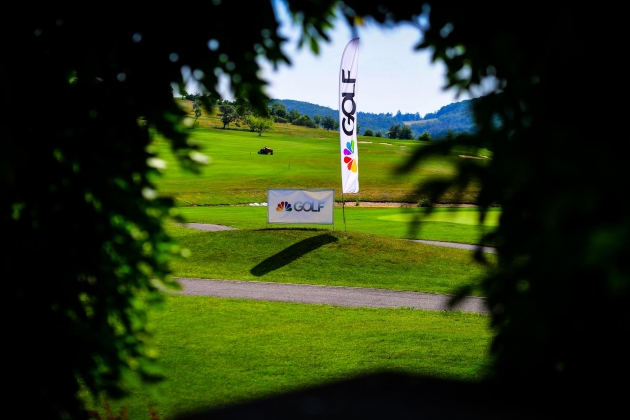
[343,140,357,173]
[276,201,292,211]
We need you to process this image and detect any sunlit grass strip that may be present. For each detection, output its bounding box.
[174,206,500,245]
[93,295,491,419]
[166,225,495,295]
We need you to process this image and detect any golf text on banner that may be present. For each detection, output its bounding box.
[267,189,334,225]
[339,38,359,194]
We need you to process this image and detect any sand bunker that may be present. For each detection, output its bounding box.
[358,141,372,144]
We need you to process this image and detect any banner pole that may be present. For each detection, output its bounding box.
[342,192,346,231]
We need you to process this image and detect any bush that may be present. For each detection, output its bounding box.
[418,131,432,142]
[293,115,318,128]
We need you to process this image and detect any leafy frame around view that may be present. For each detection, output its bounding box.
[2,1,626,418]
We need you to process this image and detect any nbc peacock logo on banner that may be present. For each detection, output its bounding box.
[276,201,292,211]
[343,140,357,173]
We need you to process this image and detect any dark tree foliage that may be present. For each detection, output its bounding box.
[192,98,202,127]
[3,1,626,418]
[398,125,414,140]
[418,131,432,142]
[287,108,301,123]
[234,97,253,123]
[293,114,318,128]
[269,101,288,119]
[387,124,401,139]
[321,115,337,131]
[373,1,627,409]
[184,92,218,108]
[218,104,237,129]
[269,101,289,123]
[1,2,339,419]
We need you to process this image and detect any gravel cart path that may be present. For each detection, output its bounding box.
[175,278,489,314]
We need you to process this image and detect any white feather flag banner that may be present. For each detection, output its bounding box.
[339,38,360,194]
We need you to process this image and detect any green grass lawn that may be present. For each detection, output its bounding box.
[174,205,500,245]
[167,225,494,296]
[85,121,498,419]
[88,295,492,419]
[149,122,491,205]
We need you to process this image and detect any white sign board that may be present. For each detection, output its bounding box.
[267,189,334,225]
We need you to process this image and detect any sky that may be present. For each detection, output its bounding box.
[187,2,491,118]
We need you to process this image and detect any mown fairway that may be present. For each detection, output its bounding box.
[149,118,491,205]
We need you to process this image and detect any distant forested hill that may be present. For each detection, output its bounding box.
[407,98,478,139]
[268,97,479,139]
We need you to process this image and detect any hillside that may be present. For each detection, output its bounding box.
[175,99,219,117]
[174,96,479,140]
[269,97,479,139]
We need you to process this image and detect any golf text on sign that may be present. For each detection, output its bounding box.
[341,70,356,136]
[339,38,359,193]
[268,189,334,225]
[277,201,326,212]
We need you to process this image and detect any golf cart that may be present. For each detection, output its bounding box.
[258,146,273,155]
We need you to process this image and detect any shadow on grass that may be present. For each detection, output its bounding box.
[173,371,551,419]
[250,233,338,277]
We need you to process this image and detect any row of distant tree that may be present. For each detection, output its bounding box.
[269,102,340,131]
[176,91,467,142]
[176,91,275,136]
[177,90,318,132]
[268,98,479,139]
[362,124,470,142]
[177,90,342,133]
[363,124,428,141]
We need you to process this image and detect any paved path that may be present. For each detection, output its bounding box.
[172,222,238,232]
[171,223,491,314]
[407,239,497,254]
[174,278,489,314]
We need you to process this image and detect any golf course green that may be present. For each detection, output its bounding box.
[87,116,497,419]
